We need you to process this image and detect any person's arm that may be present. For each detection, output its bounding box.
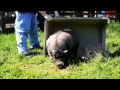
[38,11,46,16]
[54,11,60,17]
[38,11,52,21]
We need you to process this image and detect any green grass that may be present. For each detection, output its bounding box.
[0,21,120,79]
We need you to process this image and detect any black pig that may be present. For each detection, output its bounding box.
[46,28,78,69]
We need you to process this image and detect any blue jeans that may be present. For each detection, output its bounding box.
[15,11,40,53]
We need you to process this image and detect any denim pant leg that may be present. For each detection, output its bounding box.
[15,30,28,53]
[15,12,32,32]
[28,14,40,47]
[15,12,33,53]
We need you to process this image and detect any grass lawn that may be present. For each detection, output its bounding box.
[0,21,120,79]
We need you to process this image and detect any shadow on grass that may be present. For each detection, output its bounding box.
[28,46,44,56]
[58,56,84,69]
[108,47,120,58]
[18,51,43,61]
[29,52,42,56]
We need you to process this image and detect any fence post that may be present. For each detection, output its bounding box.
[1,12,5,33]
[117,11,120,22]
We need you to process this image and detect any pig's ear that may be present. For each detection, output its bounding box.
[63,50,68,54]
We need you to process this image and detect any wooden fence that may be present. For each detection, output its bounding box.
[0,11,15,33]
[0,11,120,34]
[59,11,118,20]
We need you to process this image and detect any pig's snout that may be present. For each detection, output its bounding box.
[55,61,65,69]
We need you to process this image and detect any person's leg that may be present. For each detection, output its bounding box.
[15,30,28,55]
[28,14,41,49]
[14,12,32,55]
